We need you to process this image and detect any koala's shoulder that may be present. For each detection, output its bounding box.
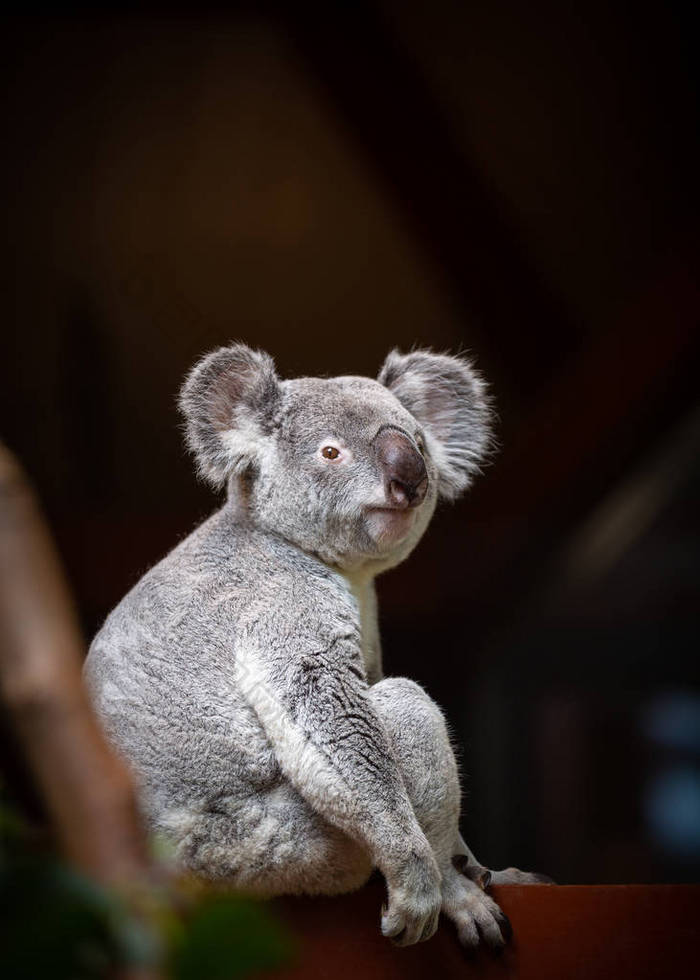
[129,507,356,633]
[236,531,358,634]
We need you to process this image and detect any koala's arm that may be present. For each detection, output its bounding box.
[235,583,439,918]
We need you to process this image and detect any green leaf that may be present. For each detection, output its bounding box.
[170,894,294,980]
[0,857,121,980]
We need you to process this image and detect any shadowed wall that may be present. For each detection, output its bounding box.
[2,1,698,885]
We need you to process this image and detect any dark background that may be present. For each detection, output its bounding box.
[2,1,699,884]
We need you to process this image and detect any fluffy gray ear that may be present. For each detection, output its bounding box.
[179,343,281,488]
[378,348,493,500]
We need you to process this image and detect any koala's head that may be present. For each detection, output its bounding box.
[179,344,493,572]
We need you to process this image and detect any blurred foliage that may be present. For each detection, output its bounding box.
[169,894,293,980]
[0,790,294,980]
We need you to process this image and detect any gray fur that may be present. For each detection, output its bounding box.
[85,344,531,948]
[378,347,493,500]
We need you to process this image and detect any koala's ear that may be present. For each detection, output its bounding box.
[378,348,493,500]
[179,343,282,488]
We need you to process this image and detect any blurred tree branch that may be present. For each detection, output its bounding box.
[0,442,159,977]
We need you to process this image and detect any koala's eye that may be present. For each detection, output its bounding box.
[321,446,341,460]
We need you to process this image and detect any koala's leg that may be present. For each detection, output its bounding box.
[369,678,511,949]
[162,782,374,898]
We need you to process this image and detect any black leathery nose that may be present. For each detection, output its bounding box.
[373,428,428,508]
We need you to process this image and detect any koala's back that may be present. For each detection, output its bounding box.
[84,507,344,823]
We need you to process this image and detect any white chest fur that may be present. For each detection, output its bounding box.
[339,569,382,684]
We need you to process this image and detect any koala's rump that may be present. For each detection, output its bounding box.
[84,508,354,829]
[84,523,284,822]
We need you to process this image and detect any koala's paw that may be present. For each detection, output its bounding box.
[441,868,512,950]
[453,854,555,889]
[381,850,442,946]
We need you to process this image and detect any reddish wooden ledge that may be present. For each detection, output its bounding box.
[267,880,700,979]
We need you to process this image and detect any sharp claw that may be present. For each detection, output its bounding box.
[498,911,513,943]
[454,854,493,891]
[477,869,492,891]
[452,853,470,874]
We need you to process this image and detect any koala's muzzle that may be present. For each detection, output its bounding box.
[373,427,428,509]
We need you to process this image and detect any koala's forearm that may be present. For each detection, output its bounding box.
[234,636,428,869]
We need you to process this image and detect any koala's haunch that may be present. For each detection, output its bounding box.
[84,345,543,950]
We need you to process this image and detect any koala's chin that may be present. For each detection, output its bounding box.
[358,496,437,575]
[365,506,420,550]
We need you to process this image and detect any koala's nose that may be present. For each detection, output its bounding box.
[373,427,428,509]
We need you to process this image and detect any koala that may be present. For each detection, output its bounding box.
[84,344,545,950]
